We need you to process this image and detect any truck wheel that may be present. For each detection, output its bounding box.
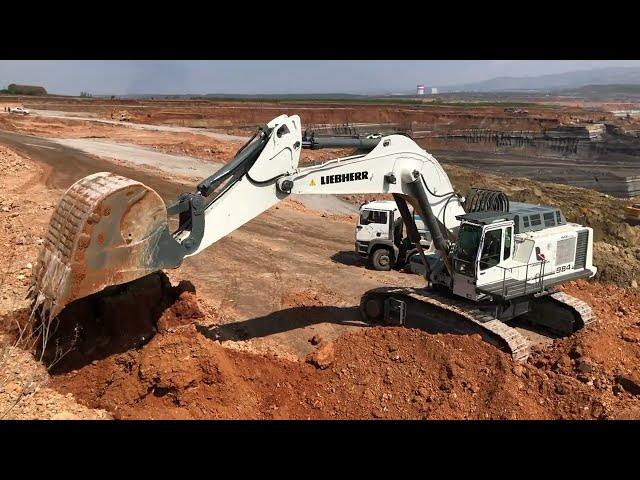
[371,248,392,271]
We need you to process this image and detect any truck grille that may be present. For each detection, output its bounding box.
[574,229,589,269]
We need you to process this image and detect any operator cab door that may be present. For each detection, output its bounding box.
[356,209,391,243]
[475,222,514,288]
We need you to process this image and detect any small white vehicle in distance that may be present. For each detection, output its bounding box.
[9,107,30,115]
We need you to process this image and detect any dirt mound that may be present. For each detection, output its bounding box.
[542,281,640,379]
[526,280,640,418]
[47,291,640,419]
[50,325,311,419]
[0,269,206,419]
[36,272,205,374]
[52,325,529,419]
[593,242,640,287]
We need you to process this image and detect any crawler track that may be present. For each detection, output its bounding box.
[361,287,596,363]
[548,291,595,329]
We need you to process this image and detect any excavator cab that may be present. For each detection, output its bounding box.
[451,218,515,301]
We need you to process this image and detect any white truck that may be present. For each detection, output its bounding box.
[9,107,29,115]
[355,200,433,270]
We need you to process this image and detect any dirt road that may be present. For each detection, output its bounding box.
[0,129,421,360]
[27,109,251,142]
[48,137,224,178]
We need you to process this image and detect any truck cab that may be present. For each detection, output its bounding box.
[355,200,433,270]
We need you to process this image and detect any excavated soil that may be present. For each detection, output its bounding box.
[33,272,208,375]
[38,276,639,420]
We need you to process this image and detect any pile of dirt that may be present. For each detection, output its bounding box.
[533,280,640,418]
[47,322,637,419]
[592,242,640,288]
[1,270,208,419]
[44,278,639,420]
[32,272,207,374]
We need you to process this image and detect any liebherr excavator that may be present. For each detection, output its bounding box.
[30,114,597,361]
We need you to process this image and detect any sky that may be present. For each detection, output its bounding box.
[2,60,640,96]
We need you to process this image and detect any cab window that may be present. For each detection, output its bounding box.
[360,210,388,225]
[503,226,512,260]
[453,223,482,276]
[479,229,502,270]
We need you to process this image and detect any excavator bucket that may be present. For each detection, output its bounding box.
[29,172,172,319]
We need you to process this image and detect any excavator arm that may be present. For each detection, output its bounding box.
[30,114,465,318]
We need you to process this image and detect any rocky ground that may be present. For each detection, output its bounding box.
[0,346,109,420]
[39,277,640,420]
[0,145,108,419]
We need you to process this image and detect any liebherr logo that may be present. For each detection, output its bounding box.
[320,171,369,185]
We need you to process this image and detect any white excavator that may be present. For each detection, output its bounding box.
[30,114,597,361]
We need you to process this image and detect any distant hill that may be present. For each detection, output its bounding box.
[441,67,640,93]
[553,84,640,98]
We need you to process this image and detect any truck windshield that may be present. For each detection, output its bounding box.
[360,210,387,225]
[456,223,482,262]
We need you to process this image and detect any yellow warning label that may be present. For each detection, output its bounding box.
[309,179,316,187]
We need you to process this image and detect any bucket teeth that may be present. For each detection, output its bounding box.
[29,172,169,319]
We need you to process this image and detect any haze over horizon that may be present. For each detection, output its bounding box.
[2,60,640,96]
